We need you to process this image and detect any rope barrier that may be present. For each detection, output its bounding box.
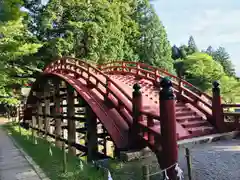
[147,162,184,180]
[92,160,113,180]
[92,160,184,180]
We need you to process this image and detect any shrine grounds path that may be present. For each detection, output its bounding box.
[0,118,49,180]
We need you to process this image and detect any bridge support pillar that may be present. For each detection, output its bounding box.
[67,84,76,155]
[54,78,62,148]
[212,81,225,132]
[44,84,51,139]
[36,92,43,136]
[86,105,98,162]
[159,77,178,180]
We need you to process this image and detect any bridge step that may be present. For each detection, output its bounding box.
[175,107,191,112]
[188,126,215,136]
[176,115,202,122]
[176,110,196,117]
[181,120,210,128]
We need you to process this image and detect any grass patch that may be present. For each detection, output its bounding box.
[2,122,105,180]
[2,122,151,180]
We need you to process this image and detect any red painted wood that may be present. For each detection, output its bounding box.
[21,56,234,152]
[160,100,178,180]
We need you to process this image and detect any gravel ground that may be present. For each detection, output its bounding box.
[97,138,240,180]
[178,138,240,180]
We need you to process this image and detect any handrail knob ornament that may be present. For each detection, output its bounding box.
[212,81,220,94]
[160,77,175,100]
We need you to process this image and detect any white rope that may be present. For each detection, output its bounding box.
[149,162,177,176]
[48,146,52,156]
[79,160,83,171]
[148,162,184,180]
[175,163,184,180]
[92,160,113,180]
[93,160,183,180]
[164,170,169,180]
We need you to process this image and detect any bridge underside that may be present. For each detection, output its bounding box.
[24,75,125,161]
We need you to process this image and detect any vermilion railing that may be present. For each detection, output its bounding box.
[222,104,240,130]
[44,57,162,144]
[98,61,212,117]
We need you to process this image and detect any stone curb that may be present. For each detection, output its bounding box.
[3,128,51,180]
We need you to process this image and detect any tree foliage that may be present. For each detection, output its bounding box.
[182,53,224,91]
[0,0,42,104]
[187,35,198,54]
[133,0,174,72]
[213,47,236,77]
[219,75,240,103]
[0,0,239,105]
[203,46,236,77]
[0,0,25,22]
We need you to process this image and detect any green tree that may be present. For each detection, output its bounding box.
[133,0,174,73]
[182,52,224,91]
[25,0,140,64]
[212,47,236,77]
[179,45,188,59]
[187,35,198,54]
[0,1,42,104]
[204,45,214,56]
[219,75,240,103]
[0,0,25,22]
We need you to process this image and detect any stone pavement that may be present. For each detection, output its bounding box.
[0,125,48,180]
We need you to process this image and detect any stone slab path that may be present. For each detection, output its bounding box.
[0,125,45,180]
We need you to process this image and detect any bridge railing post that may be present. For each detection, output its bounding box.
[212,81,225,132]
[131,83,143,147]
[159,77,178,180]
[178,78,183,100]
[132,83,143,125]
[136,63,140,76]
[104,77,111,102]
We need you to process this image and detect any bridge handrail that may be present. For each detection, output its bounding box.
[98,61,212,116]
[44,57,162,128]
[45,57,132,104]
[221,104,240,130]
[98,61,212,101]
[222,104,240,108]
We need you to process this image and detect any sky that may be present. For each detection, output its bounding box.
[151,0,240,76]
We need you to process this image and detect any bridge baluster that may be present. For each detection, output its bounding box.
[147,116,154,143]
[136,63,140,76]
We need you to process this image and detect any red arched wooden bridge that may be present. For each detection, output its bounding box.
[22,57,240,179]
